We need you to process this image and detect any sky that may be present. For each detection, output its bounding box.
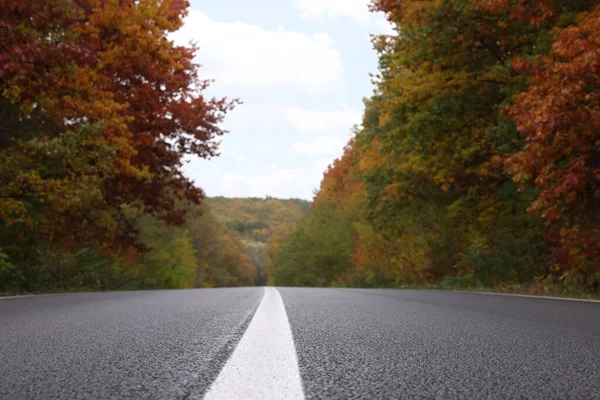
[171,0,393,200]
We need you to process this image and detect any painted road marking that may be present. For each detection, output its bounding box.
[204,287,304,400]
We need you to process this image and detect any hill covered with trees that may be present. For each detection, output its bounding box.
[206,197,311,284]
[270,0,600,297]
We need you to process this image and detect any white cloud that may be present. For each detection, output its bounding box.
[292,0,395,34]
[284,104,362,134]
[181,103,359,198]
[292,136,346,156]
[293,0,372,24]
[172,5,386,200]
[170,11,343,91]
[373,17,396,36]
[222,172,247,186]
[216,102,361,135]
[221,163,325,199]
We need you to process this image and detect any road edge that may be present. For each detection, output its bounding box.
[451,290,600,303]
[0,295,37,300]
[3,288,599,304]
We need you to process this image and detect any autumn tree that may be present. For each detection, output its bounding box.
[269,0,600,293]
[0,0,236,249]
[505,6,600,288]
[0,0,240,292]
[272,200,354,287]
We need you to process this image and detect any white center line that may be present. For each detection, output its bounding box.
[204,287,304,400]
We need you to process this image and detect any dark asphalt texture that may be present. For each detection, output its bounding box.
[279,288,600,399]
[0,288,263,399]
[1,288,600,399]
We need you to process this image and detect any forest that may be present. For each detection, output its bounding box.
[0,0,256,294]
[270,0,600,296]
[206,197,311,285]
[2,0,599,296]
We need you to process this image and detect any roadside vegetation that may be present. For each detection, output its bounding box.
[269,0,600,297]
[2,0,599,297]
[0,0,254,294]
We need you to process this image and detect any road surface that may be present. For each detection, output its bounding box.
[1,287,599,399]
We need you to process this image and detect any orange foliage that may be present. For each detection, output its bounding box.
[315,140,363,208]
[476,0,554,26]
[505,8,600,280]
[0,0,237,231]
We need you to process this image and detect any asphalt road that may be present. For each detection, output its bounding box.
[0,289,262,399]
[1,288,599,399]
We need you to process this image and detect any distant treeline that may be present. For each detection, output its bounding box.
[206,197,311,285]
[270,0,600,295]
